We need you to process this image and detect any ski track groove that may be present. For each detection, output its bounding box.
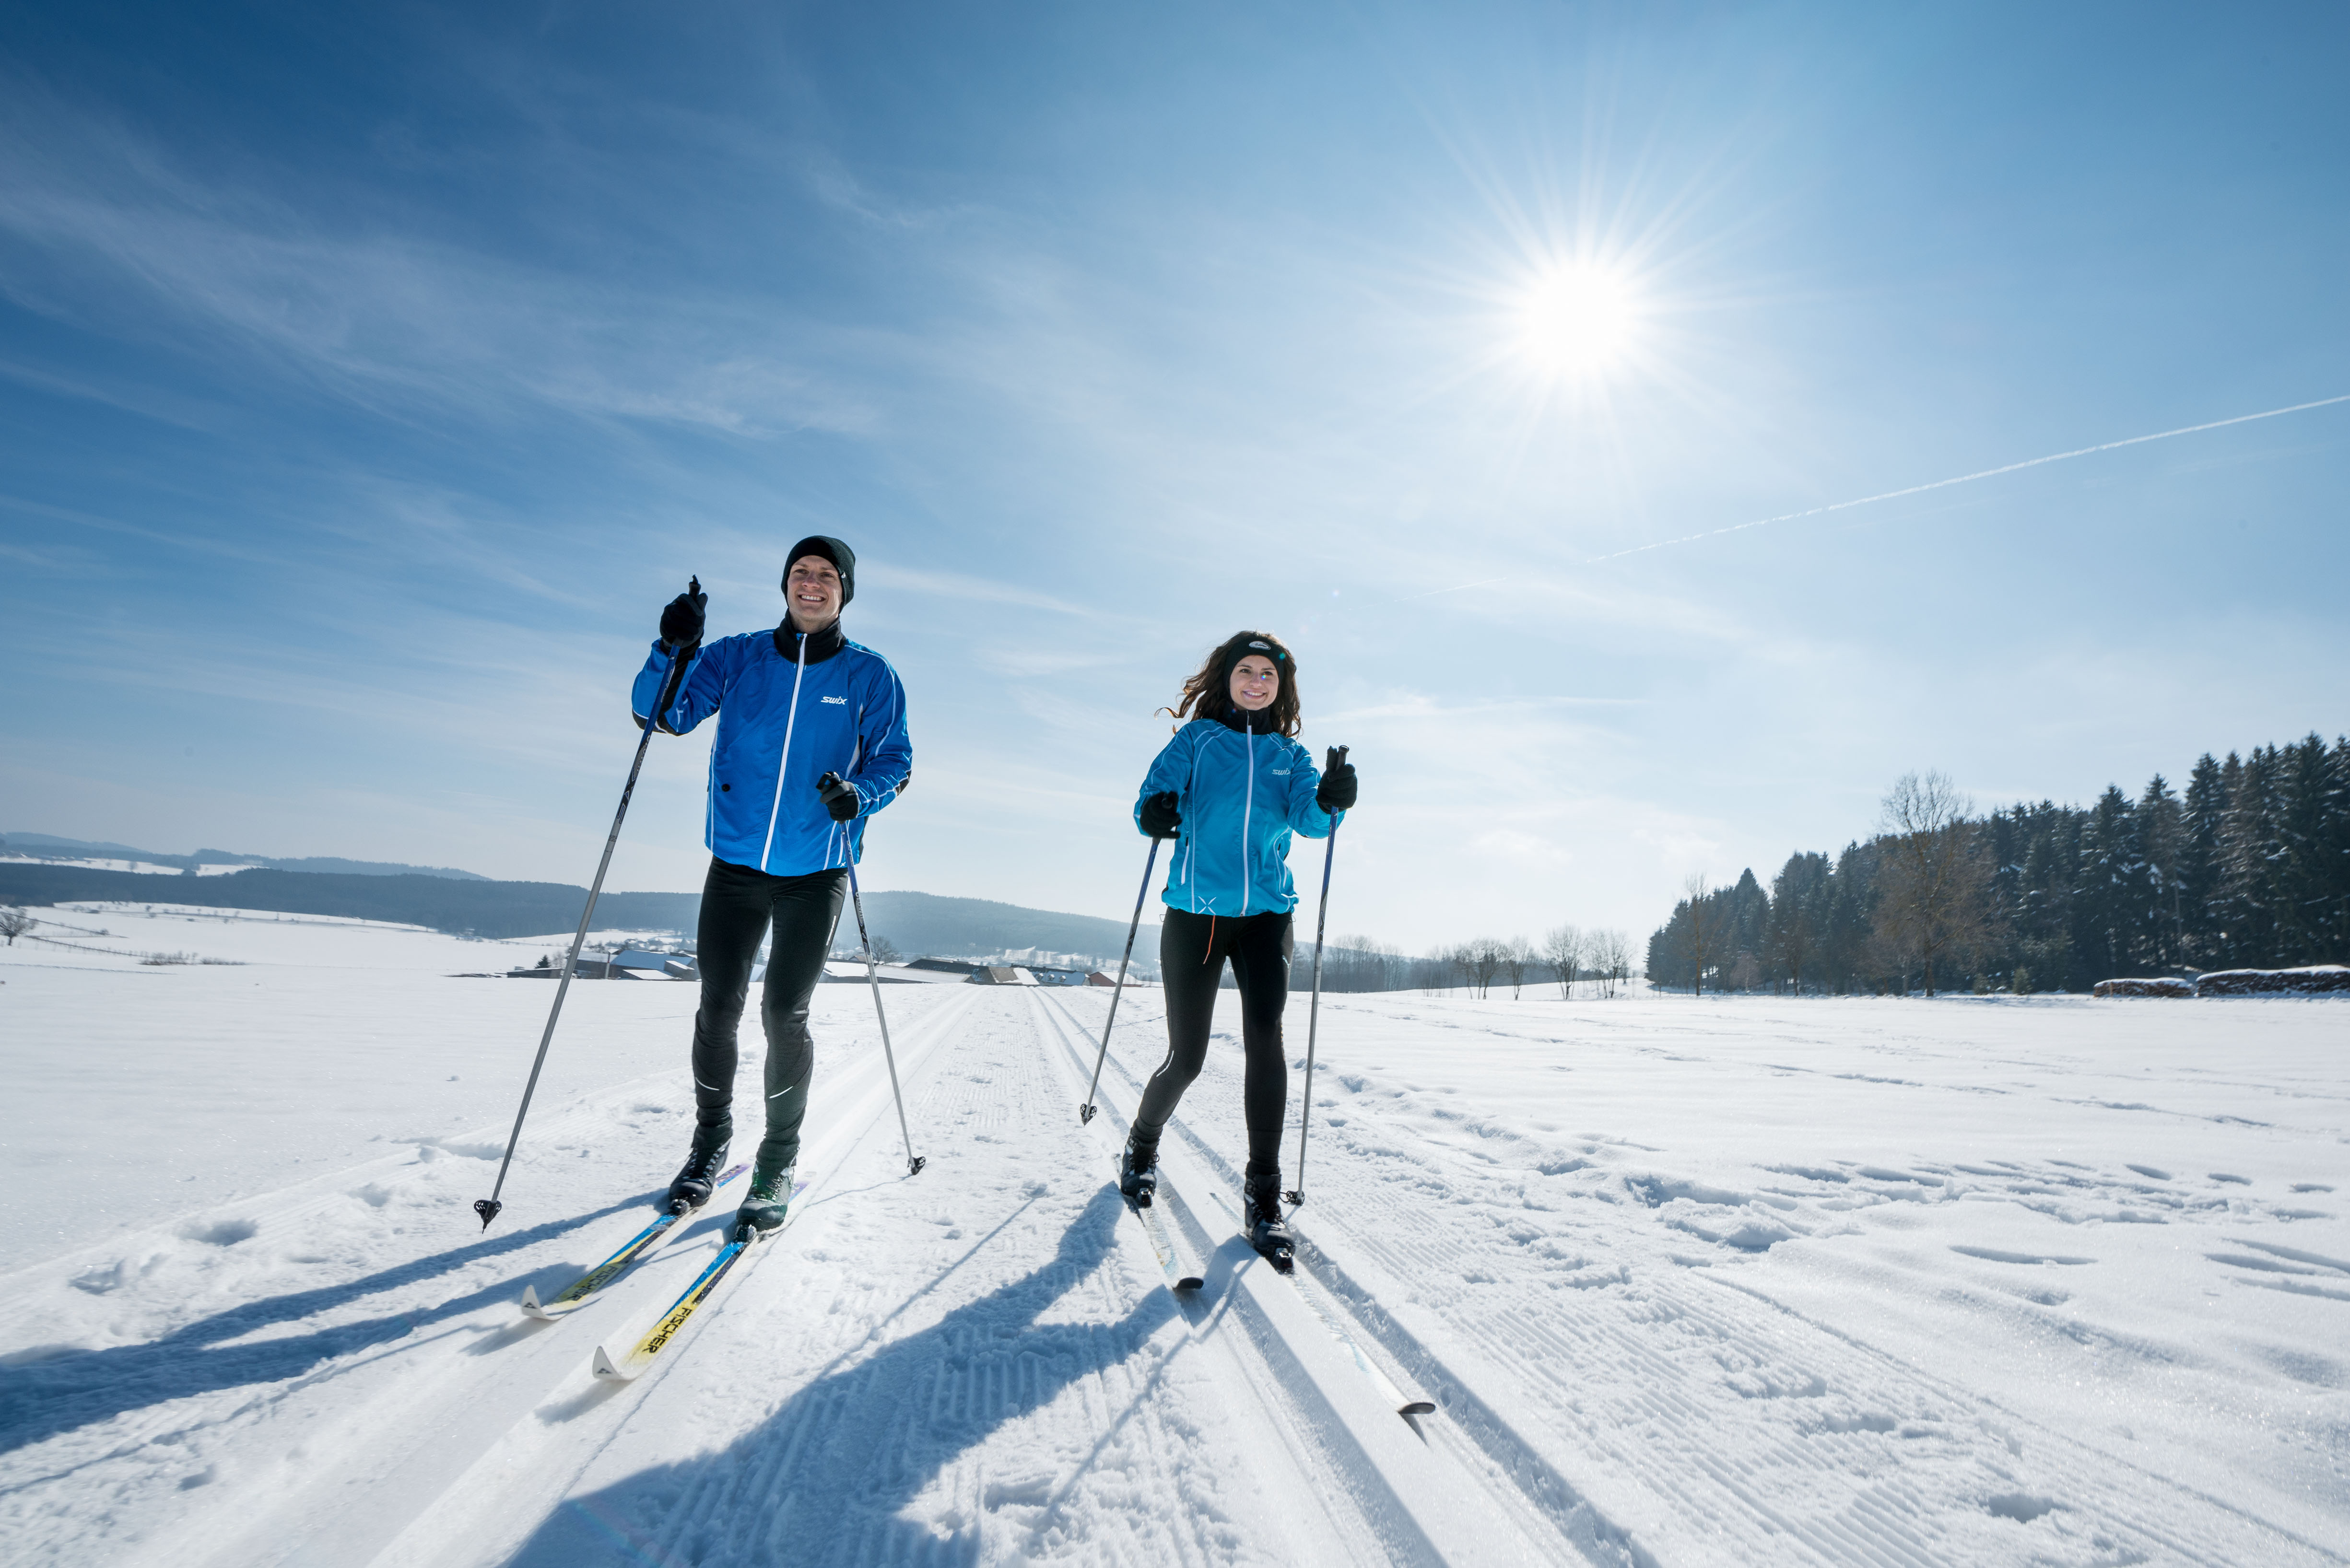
[458,988,1350,1568]
[1038,989,1648,1566]
[1043,987,2346,1568]
[1028,990,1619,1567]
[1022,992,1462,1565]
[9,976,2344,1566]
[0,989,985,1568]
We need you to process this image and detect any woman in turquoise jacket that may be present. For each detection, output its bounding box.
[1120,631,1358,1260]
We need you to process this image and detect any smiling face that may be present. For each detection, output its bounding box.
[1229,653,1281,712]
[785,555,843,631]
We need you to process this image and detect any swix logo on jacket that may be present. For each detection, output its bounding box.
[631,620,912,876]
[1135,715,1340,916]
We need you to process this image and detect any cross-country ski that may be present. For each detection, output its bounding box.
[1109,1148,1205,1294]
[588,1182,805,1381]
[520,1162,747,1319]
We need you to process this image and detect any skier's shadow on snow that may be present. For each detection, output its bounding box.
[0,1194,644,1458]
[505,1184,1179,1567]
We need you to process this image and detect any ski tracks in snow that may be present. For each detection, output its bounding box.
[3,987,1500,1567]
[6,983,2343,1566]
[1084,989,2347,1568]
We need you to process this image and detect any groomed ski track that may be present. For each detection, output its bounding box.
[0,988,1578,1566]
[3,980,2342,1566]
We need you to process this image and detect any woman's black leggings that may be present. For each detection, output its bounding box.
[1131,908,1293,1173]
[691,857,847,1175]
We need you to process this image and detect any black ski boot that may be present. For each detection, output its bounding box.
[1245,1169,1294,1272]
[1118,1134,1160,1208]
[665,1119,732,1214]
[733,1159,797,1241]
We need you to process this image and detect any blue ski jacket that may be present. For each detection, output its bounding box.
[631,620,911,876]
[1134,715,1342,916]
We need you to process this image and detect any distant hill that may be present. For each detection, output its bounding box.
[0,864,692,938]
[854,891,1155,962]
[1,833,487,881]
[0,862,1152,957]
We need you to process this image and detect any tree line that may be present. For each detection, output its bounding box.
[1292,927,1635,997]
[1646,733,2350,995]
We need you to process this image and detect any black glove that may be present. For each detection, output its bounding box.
[658,576,707,650]
[1139,791,1182,839]
[1315,747,1356,813]
[815,771,861,823]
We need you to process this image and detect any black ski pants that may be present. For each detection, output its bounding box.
[691,856,847,1176]
[1132,908,1293,1174]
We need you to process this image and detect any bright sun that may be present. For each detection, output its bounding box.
[1514,264,1641,381]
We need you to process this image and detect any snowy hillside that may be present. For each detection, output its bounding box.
[1,903,2344,1565]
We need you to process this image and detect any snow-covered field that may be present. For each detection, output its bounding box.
[2,904,2345,1565]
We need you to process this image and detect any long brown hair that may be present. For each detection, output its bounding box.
[1162,630,1301,737]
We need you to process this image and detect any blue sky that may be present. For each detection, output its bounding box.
[4,1,2345,952]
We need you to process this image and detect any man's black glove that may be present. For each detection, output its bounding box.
[658,577,707,651]
[815,771,861,823]
[1315,748,1356,813]
[1140,791,1182,839]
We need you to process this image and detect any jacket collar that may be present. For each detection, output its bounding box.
[1215,707,1275,736]
[775,617,846,665]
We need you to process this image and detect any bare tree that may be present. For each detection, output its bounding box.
[1873,771,1995,995]
[869,934,902,965]
[1464,938,1505,998]
[1542,923,1583,999]
[0,909,35,946]
[1328,935,1409,994]
[1420,946,1452,995]
[1589,927,1630,997]
[1499,936,1533,998]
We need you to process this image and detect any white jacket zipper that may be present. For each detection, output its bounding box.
[1237,718,1255,915]
[757,632,810,872]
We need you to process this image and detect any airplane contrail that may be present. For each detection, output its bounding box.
[1586,391,2350,564]
[1395,391,2350,603]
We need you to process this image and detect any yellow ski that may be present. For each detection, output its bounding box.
[589,1182,803,1381]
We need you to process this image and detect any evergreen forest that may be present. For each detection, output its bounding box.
[1645,734,2350,995]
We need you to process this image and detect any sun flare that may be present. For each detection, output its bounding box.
[1514,263,1641,381]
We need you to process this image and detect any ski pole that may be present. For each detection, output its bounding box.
[1080,836,1161,1124]
[1286,745,1347,1208]
[843,845,926,1177]
[474,585,701,1231]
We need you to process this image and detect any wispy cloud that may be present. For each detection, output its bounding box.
[0,83,878,440]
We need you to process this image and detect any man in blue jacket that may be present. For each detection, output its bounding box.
[632,536,911,1235]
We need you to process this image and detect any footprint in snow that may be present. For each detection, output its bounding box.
[1985,1494,2059,1523]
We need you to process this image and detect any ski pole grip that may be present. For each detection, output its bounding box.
[649,576,702,728]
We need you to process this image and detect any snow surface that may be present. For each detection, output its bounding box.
[2,906,2346,1565]
[1,856,250,876]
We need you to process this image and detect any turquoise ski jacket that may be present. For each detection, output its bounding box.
[1134,715,1342,916]
[631,620,911,876]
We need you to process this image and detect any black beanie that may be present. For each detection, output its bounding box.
[782,535,856,606]
[1221,634,1289,681]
